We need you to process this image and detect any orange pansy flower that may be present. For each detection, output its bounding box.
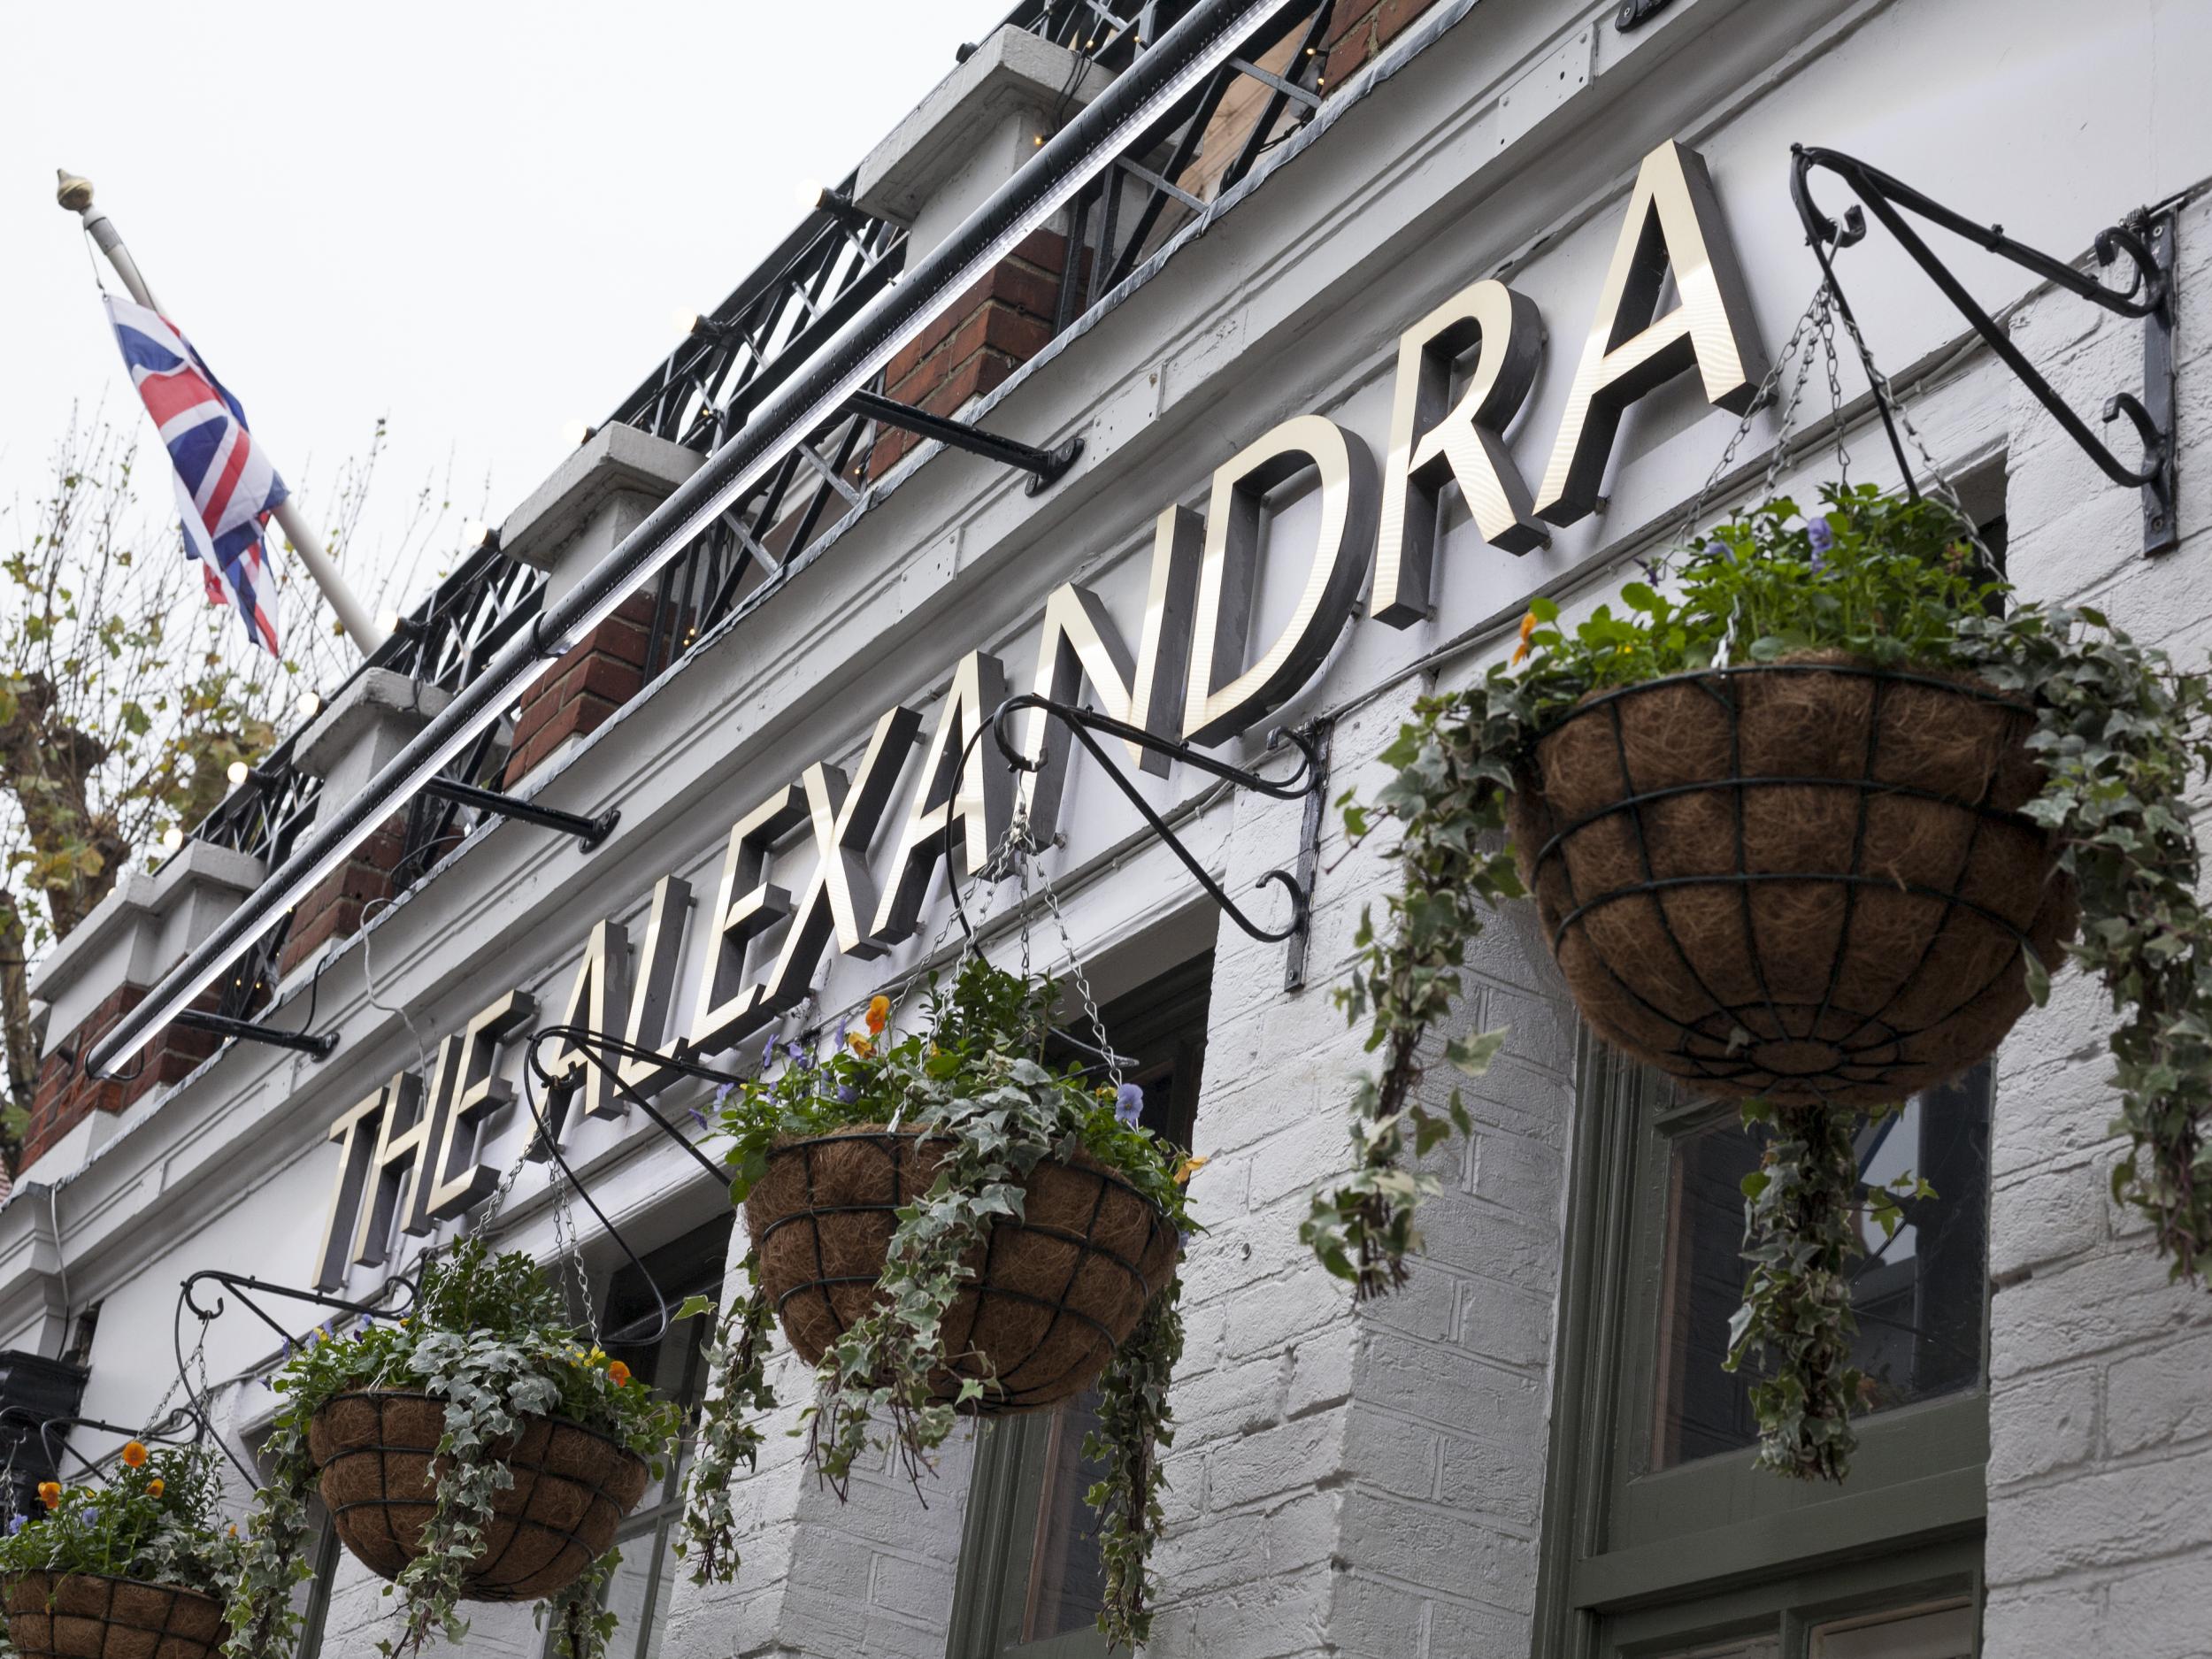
[865,994,890,1035]
[1512,609,1540,665]
[607,1360,632,1388]
[37,1481,60,1510]
[120,1441,149,1469]
[146,1478,165,1499]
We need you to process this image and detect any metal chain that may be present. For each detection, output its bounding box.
[1758,288,1827,502]
[1818,297,1855,490]
[1659,288,1829,578]
[1036,856,1122,1090]
[1826,295,1991,559]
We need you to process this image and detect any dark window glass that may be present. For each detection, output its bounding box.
[1652,1067,1991,1469]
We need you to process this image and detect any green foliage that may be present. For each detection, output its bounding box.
[227,1238,680,1659]
[688,957,1193,1648]
[670,1274,776,1587]
[1321,484,2212,1479]
[0,1443,236,1599]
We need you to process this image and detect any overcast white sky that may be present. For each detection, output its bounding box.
[1,0,1008,628]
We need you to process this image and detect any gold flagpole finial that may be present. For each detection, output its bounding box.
[56,170,95,214]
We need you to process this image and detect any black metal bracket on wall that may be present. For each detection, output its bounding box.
[423,776,621,851]
[172,1007,339,1060]
[987,694,1328,971]
[848,389,1083,495]
[1791,144,2181,555]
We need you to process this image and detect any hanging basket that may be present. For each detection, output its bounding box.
[2,1571,226,1659]
[746,1126,1181,1411]
[1509,657,2075,1104]
[307,1393,652,1603]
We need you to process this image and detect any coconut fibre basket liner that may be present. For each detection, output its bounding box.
[746,1127,1181,1412]
[1507,659,2074,1105]
[3,1572,227,1659]
[309,1393,652,1602]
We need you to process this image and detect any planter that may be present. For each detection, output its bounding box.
[2,1571,226,1659]
[307,1393,651,1602]
[746,1127,1181,1411]
[1509,659,2075,1104]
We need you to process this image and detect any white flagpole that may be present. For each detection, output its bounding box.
[55,169,389,656]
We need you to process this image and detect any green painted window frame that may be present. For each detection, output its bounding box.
[1532,1036,1992,1659]
[944,953,1214,1659]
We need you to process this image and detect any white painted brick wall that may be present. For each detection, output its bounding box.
[1983,193,2212,1659]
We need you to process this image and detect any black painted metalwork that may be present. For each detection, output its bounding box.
[1279,715,1333,991]
[172,1007,337,1061]
[1790,145,2180,555]
[1614,0,1678,30]
[420,778,620,851]
[846,390,1084,493]
[988,693,1323,944]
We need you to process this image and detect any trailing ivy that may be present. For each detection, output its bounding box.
[687,958,1196,1648]
[670,1272,777,1586]
[1317,485,2212,1478]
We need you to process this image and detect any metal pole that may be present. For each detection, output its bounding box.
[55,170,390,654]
[82,0,1307,1081]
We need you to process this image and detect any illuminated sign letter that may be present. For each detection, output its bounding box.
[351,1072,429,1269]
[687,786,807,1058]
[315,1089,386,1291]
[871,653,1013,945]
[426,989,534,1217]
[1532,140,1765,527]
[757,705,921,1012]
[616,876,693,1100]
[542,918,631,1133]
[1184,414,1377,746]
[1373,279,1548,626]
[1012,504,1202,837]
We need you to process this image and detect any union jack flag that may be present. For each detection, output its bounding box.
[105,296,286,654]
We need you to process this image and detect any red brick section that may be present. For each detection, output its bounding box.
[21,984,221,1173]
[866,229,1087,480]
[501,595,663,788]
[277,812,411,979]
[1321,0,1448,89]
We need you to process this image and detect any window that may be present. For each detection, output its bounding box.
[946,955,1212,1659]
[1533,1039,1993,1658]
[572,1215,733,1659]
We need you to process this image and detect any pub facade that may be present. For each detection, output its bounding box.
[5,2,2209,1656]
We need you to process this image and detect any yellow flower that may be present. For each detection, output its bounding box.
[120,1441,149,1469]
[848,1033,874,1058]
[1511,608,1540,665]
[588,1348,607,1366]
[227,1525,238,1539]
[865,995,890,1035]
[36,1481,59,1511]
[607,1360,632,1388]
[146,1478,165,1499]
[1172,1154,1210,1187]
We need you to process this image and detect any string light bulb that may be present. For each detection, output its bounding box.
[462,519,495,552]
[672,308,703,336]
[795,177,824,211]
[227,760,250,786]
[561,419,594,447]
[296,690,323,718]
[160,826,184,852]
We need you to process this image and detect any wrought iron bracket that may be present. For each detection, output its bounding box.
[1791,145,2180,555]
[1615,0,1678,29]
[172,1007,338,1061]
[424,776,621,850]
[848,389,1084,495]
[988,694,1325,952]
[179,1270,417,1348]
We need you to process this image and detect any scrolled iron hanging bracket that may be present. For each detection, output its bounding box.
[1789,144,2180,554]
[987,694,1324,949]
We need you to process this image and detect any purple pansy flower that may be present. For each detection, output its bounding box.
[836,1084,858,1105]
[1806,516,1834,568]
[689,1105,710,1130]
[1113,1082,1145,1127]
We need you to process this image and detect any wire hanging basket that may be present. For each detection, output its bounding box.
[306,1394,651,1603]
[1,1572,227,1659]
[1509,657,2075,1103]
[746,1126,1180,1412]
